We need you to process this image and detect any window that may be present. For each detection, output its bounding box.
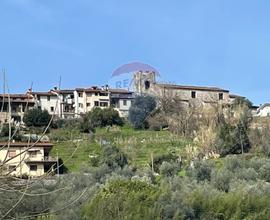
[191,91,196,99]
[219,93,224,100]
[8,150,16,158]
[145,81,150,90]
[30,165,37,171]
[47,96,50,101]
[94,101,99,106]
[100,92,108,96]
[8,165,16,172]
[51,106,54,112]
[87,103,91,107]
[29,151,37,158]
[95,92,99,96]
[38,106,41,110]
[123,100,127,106]
[78,93,83,98]
[37,95,40,101]
[79,103,83,108]
[100,102,108,107]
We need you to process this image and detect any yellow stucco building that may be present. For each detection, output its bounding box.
[0,142,57,177]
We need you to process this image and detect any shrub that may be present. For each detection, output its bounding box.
[148,113,168,131]
[259,163,270,182]
[224,156,244,171]
[160,162,180,178]
[100,145,128,169]
[82,179,160,220]
[188,160,214,182]
[23,108,51,127]
[150,153,178,173]
[212,169,232,192]
[0,124,22,141]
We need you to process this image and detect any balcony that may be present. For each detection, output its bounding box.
[26,156,58,164]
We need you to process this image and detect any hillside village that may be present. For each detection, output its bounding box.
[0,71,268,125]
[2,71,270,219]
[0,71,269,178]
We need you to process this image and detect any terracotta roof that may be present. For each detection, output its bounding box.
[0,94,32,99]
[58,89,74,94]
[156,83,229,93]
[109,89,133,94]
[31,91,57,96]
[0,142,53,148]
[0,94,35,103]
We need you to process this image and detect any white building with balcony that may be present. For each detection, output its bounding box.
[0,142,57,177]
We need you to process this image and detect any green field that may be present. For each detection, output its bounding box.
[49,125,191,172]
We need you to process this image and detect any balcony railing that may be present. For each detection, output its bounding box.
[26,156,57,163]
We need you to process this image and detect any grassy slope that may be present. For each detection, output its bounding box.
[50,125,191,172]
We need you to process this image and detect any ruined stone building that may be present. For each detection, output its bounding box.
[133,71,236,107]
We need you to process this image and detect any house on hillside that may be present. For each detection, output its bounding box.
[29,90,60,116]
[109,89,134,118]
[0,142,57,177]
[74,86,110,116]
[0,94,35,123]
[28,86,134,119]
[52,89,76,119]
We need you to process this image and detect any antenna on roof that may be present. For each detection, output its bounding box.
[1,69,6,113]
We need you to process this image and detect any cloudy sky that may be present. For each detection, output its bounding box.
[1,0,270,104]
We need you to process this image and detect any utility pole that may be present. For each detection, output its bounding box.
[1,69,5,113]
[56,151,60,177]
[151,152,154,173]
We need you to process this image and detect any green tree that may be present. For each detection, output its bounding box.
[23,108,51,127]
[80,107,123,132]
[128,95,156,129]
[216,108,252,156]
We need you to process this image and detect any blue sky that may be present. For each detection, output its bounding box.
[0,0,270,105]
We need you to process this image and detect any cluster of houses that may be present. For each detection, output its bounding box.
[1,71,269,177]
[0,86,134,124]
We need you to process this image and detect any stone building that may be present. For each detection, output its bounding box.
[133,71,231,107]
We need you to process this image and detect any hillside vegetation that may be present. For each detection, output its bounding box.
[50,125,190,172]
[3,96,270,219]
